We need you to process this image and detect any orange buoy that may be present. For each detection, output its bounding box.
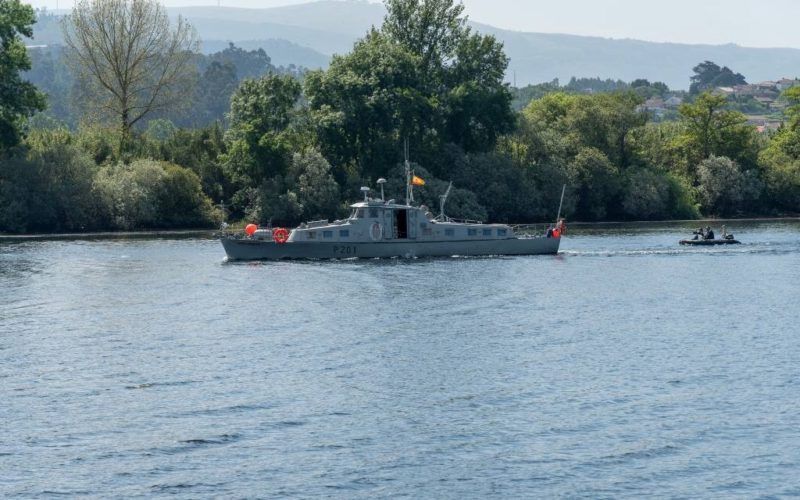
[273,228,290,244]
[245,224,258,236]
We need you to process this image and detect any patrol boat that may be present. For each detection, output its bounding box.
[220,176,563,261]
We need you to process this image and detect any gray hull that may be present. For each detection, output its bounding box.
[221,237,560,260]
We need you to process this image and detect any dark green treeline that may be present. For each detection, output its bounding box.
[2,0,800,234]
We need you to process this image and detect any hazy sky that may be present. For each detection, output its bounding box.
[29,0,800,49]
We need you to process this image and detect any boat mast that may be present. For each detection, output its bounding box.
[439,181,453,221]
[404,138,412,206]
[556,184,566,223]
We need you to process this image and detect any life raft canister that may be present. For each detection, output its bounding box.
[273,227,290,244]
[370,222,383,242]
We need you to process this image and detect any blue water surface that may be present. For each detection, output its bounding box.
[2,221,799,498]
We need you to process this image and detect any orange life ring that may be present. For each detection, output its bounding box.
[273,228,289,244]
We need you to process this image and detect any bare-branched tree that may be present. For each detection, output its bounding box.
[62,0,199,136]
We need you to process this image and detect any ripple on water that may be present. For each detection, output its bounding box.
[2,225,800,497]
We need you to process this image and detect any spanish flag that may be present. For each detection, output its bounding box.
[412,175,426,187]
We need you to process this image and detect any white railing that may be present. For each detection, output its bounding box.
[511,224,551,237]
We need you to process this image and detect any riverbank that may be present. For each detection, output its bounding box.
[0,229,215,241]
[2,217,798,241]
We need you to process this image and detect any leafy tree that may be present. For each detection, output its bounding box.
[158,162,219,227]
[689,61,746,95]
[92,158,216,229]
[63,0,199,137]
[696,155,744,216]
[582,92,647,168]
[173,61,239,128]
[150,124,230,202]
[631,121,687,173]
[25,46,74,125]
[568,147,619,220]
[306,0,514,181]
[92,159,166,229]
[144,119,178,142]
[758,89,800,212]
[621,169,670,220]
[75,123,121,164]
[0,0,46,151]
[675,92,755,174]
[651,81,670,97]
[0,129,98,232]
[223,75,303,186]
[382,0,468,75]
[293,150,341,221]
[510,79,559,110]
[759,154,800,212]
[208,43,274,81]
[785,86,800,130]
[630,79,671,99]
[444,31,514,153]
[0,155,30,231]
[565,77,628,93]
[305,31,427,181]
[521,91,646,169]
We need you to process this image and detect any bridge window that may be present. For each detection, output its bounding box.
[308,231,316,239]
[468,229,477,236]
[498,229,507,237]
[483,229,492,236]
[445,228,455,237]
[339,230,350,238]
[369,208,379,218]
[323,231,333,238]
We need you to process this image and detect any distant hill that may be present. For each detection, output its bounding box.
[183,15,356,56]
[477,24,800,90]
[201,39,330,69]
[172,2,384,38]
[30,1,800,89]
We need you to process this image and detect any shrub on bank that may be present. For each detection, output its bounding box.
[0,131,99,233]
[621,169,701,221]
[92,159,219,230]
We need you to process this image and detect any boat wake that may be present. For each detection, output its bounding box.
[561,243,797,258]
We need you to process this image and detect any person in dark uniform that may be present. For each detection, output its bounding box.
[705,226,715,240]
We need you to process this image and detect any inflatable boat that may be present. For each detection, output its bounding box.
[679,238,741,246]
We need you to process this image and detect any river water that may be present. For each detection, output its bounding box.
[2,221,799,498]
